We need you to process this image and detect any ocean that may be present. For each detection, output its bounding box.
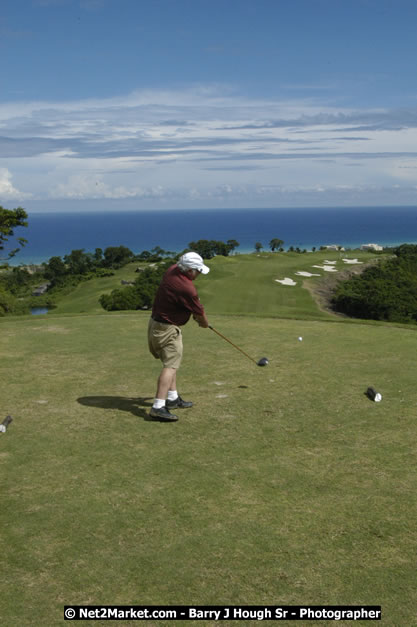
[8,206,417,266]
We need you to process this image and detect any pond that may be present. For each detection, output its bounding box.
[31,307,50,315]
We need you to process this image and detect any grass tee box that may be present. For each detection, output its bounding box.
[0,310,416,625]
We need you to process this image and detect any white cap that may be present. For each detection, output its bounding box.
[178,252,210,274]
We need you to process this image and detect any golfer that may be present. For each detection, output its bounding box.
[148,252,210,421]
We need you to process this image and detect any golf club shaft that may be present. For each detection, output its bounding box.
[209,325,257,364]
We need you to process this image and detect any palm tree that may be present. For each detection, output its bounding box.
[269,238,284,252]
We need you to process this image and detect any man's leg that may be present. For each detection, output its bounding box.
[166,369,178,401]
[150,366,178,421]
[148,321,182,421]
[166,367,193,409]
[155,367,177,401]
[169,370,177,393]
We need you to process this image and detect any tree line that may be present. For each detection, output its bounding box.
[0,206,29,315]
[332,244,417,324]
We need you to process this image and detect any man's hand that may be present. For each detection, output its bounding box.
[193,313,209,328]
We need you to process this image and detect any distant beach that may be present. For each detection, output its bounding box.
[9,206,417,266]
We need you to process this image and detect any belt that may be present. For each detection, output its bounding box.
[152,315,169,324]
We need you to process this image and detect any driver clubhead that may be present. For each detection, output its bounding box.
[257,357,269,367]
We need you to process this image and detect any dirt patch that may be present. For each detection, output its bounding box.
[304,260,378,317]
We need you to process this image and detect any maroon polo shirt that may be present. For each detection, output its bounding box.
[152,264,205,326]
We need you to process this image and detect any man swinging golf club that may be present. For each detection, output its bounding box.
[148,252,210,421]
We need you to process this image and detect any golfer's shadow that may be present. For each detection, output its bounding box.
[77,396,156,421]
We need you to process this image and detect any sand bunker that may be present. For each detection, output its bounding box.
[275,278,297,286]
[274,257,365,288]
[295,271,321,277]
[312,265,338,272]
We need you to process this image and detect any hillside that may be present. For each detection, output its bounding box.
[51,249,381,320]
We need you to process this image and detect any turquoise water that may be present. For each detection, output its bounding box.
[31,307,50,315]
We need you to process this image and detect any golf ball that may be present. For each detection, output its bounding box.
[298,336,303,341]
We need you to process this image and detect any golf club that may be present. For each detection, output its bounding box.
[209,326,269,366]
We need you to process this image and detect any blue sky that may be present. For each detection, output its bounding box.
[1,0,417,212]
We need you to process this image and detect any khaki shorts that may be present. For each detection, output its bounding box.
[148,318,183,369]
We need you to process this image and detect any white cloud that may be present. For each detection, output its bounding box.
[51,174,168,200]
[0,168,32,201]
[1,86,417,208]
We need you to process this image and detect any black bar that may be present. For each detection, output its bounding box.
[64,605,382,621]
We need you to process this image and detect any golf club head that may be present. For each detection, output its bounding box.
[257,357,269,367]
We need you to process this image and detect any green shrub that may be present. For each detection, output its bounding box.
[100,262,171,311]
[0,286,31,315]
[332,246,417,323]
[100,286,141,311]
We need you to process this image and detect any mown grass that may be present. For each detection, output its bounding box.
[1,304,416,625]
[201,250,384,320]
[51,262,141,315]
[51,250,381,321]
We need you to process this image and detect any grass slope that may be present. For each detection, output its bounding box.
[1,252,415,625]
[197,251,373,320]
[51,250,381,320]
[51,262,140,315]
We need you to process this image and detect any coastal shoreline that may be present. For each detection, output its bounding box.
[9,239,417,267]
[6,206,417,267]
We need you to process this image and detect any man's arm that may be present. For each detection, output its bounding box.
[193,312,209,328]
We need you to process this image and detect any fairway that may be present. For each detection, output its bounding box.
[1,300,416,625]
[173,251,380,321]
[51,250,380,320]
